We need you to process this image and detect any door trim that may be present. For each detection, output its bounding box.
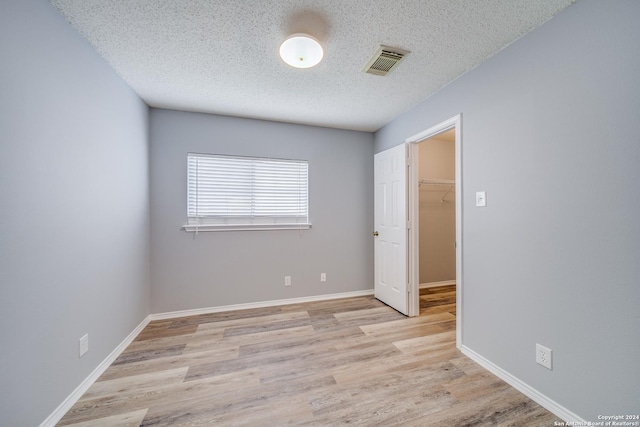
[406,114,462,349]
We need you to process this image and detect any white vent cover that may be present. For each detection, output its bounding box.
[363,46,410,76]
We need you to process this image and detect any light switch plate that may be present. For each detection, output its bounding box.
[476,191,487,207]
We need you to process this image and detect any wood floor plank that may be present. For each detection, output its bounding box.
[180,330,227,354]
[392,329,456,354]
[120,334,198,355]
[97,346,239,381]
[134,323,198,341]
[56,285,563,427]
[420,302,457,315]
[112,344,186,365]
[139,387,316,427]
[362,322,450,342]
[359,311,454,333]
[303,297,382,316]
[222,317,313,337]
[203,395,315,427]
[61,409,148,427]
[218,324,315,345]
[307,366,462,426]
[80,367,188,401]
[58,369,261,426]
[139,370,331,426]
[332,305,391,320]
[193,310,310,333]
[449,354,490,375]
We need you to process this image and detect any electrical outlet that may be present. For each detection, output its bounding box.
[536,343,552,370]
[476,191,487,207]
[284,276,291,287]
[320,273,326,282]
[79,334,89,358]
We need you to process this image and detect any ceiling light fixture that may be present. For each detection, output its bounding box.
[279,33,323,69]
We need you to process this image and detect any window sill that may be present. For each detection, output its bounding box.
[182,223,312,232]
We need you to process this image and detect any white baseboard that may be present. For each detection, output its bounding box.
[460,345,585,424]
[39,316,151,427]
[419,280,456,289]
[149,289,375,321]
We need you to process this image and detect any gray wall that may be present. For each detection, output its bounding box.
[0,1,150,425]
[150,109,373,313]
[375,0,640,420]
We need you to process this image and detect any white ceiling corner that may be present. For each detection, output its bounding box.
[50,0,576,132]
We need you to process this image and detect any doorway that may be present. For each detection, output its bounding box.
[417,129,456,292]
[407,115,462,348]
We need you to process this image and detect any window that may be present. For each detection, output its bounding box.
[184,153,310,231]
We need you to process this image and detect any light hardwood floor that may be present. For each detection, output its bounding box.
[57,286,561,426]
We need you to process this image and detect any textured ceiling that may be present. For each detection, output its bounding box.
[50,0,576,132]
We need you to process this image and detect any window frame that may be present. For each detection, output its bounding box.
[183,152,311,232]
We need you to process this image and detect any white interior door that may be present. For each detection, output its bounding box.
[374,143,408,315]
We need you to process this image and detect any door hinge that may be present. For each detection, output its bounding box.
[407,220,411,230]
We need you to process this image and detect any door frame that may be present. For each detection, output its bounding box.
[406,114,462,349]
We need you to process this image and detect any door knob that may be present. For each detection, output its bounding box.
[373,231,379,236]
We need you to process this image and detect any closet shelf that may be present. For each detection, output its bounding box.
[419,179,455,186]
[419,179,455,202]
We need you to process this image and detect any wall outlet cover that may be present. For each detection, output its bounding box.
[536,343,552,370]
[79,334,89,358]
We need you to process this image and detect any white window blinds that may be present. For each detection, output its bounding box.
[185,153,310,231]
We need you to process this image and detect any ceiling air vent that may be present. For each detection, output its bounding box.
[363,46,410,76]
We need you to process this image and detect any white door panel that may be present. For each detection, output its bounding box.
[374,143,408,315]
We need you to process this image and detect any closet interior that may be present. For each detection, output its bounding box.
[417,130,456,289]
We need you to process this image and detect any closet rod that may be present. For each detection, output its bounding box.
[419,179,455,202]
[418,179,455,186]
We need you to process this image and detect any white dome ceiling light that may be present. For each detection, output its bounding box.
[279,33,323,69]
